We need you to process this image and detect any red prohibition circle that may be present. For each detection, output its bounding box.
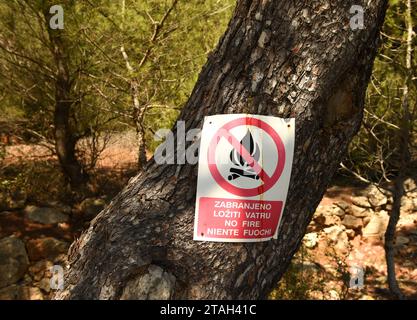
[207,117,286,197]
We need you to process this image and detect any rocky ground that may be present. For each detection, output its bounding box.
[0,197,106,299]
[295,179,417,299]
[1,179,415,300]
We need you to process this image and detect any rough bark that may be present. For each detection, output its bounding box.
[56,0,388,299]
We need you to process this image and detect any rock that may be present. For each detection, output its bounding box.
[352,196,371,208]
[395,236,410,246]
[35,278,51,293]
[403,178,416,193]
[342,215,363,230]
[26,238,69,261]
[401,197,417,214]
[362,211,389,239]
[329,205,345,217]
[348,205,373,218]
[335,201,350,211]
[29,260,54,282]
[363,216,371,227]
[46,201,72,215]
[0,285,21,299]
[120,264,176,300]
[315,213,341,227]
[323,225,349,252]
[25,286,44,300]
[367,185,388,208]
[0,285,44,300]
[79,198,106,220]
[328,289,340,300]
[314,205,344,227]
[0,237,29,288]
[303,232,318,248]
[25,205,69,224]
[324,225,345,242]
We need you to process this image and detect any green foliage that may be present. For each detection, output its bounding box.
[344,0,417,182]
[0,0,235,154]
[269,245,327,300]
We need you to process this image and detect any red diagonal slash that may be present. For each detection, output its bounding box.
[207,116,286,197]
[218,129,272,185]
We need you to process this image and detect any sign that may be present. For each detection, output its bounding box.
[194,114,295,242]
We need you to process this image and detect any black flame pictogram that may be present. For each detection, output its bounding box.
[228,130,260,181]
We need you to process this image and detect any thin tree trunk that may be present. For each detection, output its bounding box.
[56,0,388,299]
[384,0,413,300]
[47,21,89,191]
[120,0,178,170]
[43,2,88,191]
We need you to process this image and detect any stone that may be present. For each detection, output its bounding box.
[26,238,69,261]
[366,185,387,208]
[29,260,54,282]
[342,215,363,230]
[352,196,371,208]
[314,204,344,227]
[0,285,44,300]
[79,198,106,220]
[25,206,69,224]
[328,205,345,217]
[324,225,345,242]
[401,197,417,214]
[335,201,350,211]
[25,287,44,300]
[0,285,21,299]
[303,232,318,248]
[328,289,340,300]
[35,278,51,293]
[403,178,416,193]
[315,213,341,227]
[348,205,373,218]
[0,236,29,288]
[120,264,176,300]
[362,211,389,239]
[46,201,72,215]
[363,216,371,227]
[323,225,349,252]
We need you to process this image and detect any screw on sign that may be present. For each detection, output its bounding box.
[194,114,295,243]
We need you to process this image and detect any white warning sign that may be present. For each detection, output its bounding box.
[194,114,295,242]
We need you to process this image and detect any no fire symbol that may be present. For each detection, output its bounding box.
[208,117,286,197]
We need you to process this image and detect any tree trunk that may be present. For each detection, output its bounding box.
[46,19,89,191]
[56,0,388,299]
[384,0,413,300]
